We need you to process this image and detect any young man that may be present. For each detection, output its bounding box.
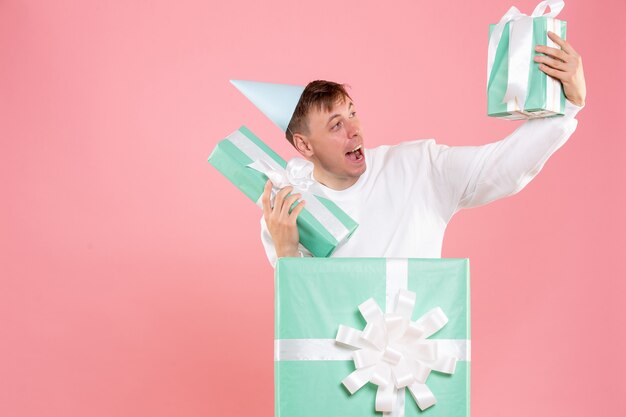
[257,32,586,267]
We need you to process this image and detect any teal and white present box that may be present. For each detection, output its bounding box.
[208,126,358,258]
[275,258,471,417]
[487,0,568,120]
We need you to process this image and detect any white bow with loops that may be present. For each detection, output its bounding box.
[336,289,458,413]
[248,158,317,206]
[248,157,350,241]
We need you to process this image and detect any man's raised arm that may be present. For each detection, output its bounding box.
[431,31,586,218]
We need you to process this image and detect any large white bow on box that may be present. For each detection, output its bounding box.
[337,291,458,413]
[488,0,565,111]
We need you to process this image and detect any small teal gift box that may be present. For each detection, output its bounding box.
[208,126,358,258]
[488,0,568,119]
[275,258,471,417]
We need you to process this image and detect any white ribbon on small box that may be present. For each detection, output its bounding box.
[275,259,470,417]
[487,0,565,114]
[248,157,317,207]
[227,130,351,244]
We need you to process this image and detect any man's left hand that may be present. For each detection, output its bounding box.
[534,31,586,107]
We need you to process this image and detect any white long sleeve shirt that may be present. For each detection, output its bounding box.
[261,100,583,267]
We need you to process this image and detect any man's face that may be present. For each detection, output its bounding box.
[300,97,366,189]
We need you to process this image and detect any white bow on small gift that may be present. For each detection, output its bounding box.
[488,0,565,110]
[247,156,351,243]
[248,157,317,206]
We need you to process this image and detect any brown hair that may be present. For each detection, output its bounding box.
[286,80,352,146]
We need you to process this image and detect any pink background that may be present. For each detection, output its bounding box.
[2,0,624,416]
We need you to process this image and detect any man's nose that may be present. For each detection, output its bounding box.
[346,119,360,137]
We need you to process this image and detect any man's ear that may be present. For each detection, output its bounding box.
[293,133,314,158]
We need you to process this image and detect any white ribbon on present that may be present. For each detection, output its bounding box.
[487,0,565,111]
[337,293,457,413]
[248,158,316,206]
[227,130,351,244]
[274,259,470,417]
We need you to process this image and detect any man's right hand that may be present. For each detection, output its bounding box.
[261,180,306,258]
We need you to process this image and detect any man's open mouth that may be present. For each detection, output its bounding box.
[345,144,364,162]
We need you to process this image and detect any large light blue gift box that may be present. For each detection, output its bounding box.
[275,258,471,417]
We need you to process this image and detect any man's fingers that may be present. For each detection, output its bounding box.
[289,200,306,223]
[534,54,566,70]
[546,31,566,47]
[535,45,568,62]
[281,193,302,217]
[538,63,565,80]
[547,31,576,55]
[261,180,273,218]
[272,186,293,214]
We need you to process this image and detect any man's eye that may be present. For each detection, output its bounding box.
[332,121,343,131]
[350,111,357,118]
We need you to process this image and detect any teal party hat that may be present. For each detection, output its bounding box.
[230,80,305,132]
